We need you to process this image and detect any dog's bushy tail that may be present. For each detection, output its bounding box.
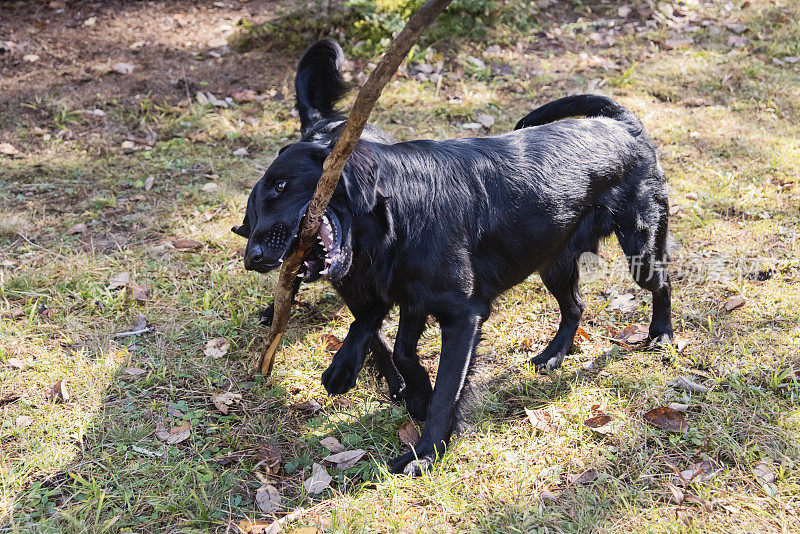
[515,94,644,137]
[295,39,349,133]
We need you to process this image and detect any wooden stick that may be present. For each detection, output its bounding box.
[256,0,454,375]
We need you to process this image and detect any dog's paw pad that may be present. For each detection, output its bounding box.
[389,450,435,476]
[321,360,358,395]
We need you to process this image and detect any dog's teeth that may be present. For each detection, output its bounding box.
[319,268,329,276]
[297,272,304,278]
[278,258,283,264]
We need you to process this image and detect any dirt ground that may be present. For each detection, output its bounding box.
[1,0,290,120]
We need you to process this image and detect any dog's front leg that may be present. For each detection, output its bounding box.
[321,300,391,395]
[390,311,482,476]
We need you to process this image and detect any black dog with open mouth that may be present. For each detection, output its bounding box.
[234,39,673,475]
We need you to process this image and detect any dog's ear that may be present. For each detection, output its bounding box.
[341,146,381,216]
[278,144,291,154]
[231,188,255,238]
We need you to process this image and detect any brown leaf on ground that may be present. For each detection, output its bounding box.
[322,449,366,470]
[255,484,282,513]
[0,392,22,406]
[567,468,599,485]
[584,414,613,435]
[667,482,684,505]
[172,238,202,251]
[398,420,420,446]
[127,284,151,301]
[258,442,282,475]
[167,405,184,418]
[753,462,776,484]
[525,408,556,433]
[724,294,746,311]
[575,326,591,341]
[107,271,131,290]
[15,415,34,428]
[236,519,276,534]
[122,367,146,378]
[678,460,719,485]
[612,324,650,345]
[292,399,322,413]
[212,391,242,415]
[303,462,332,494]
[644,406,688,433]
[46,379,70,403]
[319,436,346,453]
[321,334,343,352]
[144,176,155,191]
[7,357,31,370]
[155,420,191,444]
[204,337,230,359]
[232,88,263,102]
[112,62,135,74]
[288,528,323,534]
[668,376,709,394]
[0,143,20,156]
[67,223,87,234]
[608,292,637,313]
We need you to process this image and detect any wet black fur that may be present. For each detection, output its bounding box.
[235,39,673,475]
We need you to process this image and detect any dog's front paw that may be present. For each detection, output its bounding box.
[389,441,440,476]
[530,348,566,371]
[321,358,359,395]
[647,332,673,350]
[259,305,275,326]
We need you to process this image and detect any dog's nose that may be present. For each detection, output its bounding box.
[244,245,264,270]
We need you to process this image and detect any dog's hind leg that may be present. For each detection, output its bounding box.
[614,199,673,347]
[368,331,406,404]
[530,257,585,370]
[392,308,432,421]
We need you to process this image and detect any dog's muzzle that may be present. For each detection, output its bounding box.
[244,222,291,271]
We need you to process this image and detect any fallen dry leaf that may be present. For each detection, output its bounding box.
[292,399,322,413]
[155,420,191,444]
[584,414,613,435]
[212,391,242,415]
[0,143,20,156]
[668,376,709,394]
[322,449,366,470]
[204,337,230,359]
[753,462,776,484]
[398,420,420,446]
[236,519,276,534]
[123,367,146,377]
[255,484,282,513]
[568,468,599,485]
[127,284,151,301]
[303,462,332,494]
[7,358,31,370]
[667,482,685,505]
[525,408,556,433]
[612,324,649,345]
[320,436,345,453]
[67,223,87,235]
[233,147,249,156]
[609,292,637,313]
[724,295,746,311]
[259,443,282,475]
[287,528,323,534]
[172,238,202,251]
[644,406,688,433]
[144,176,155,191]
[15,415,34,428]
[575,326,591,341]
[107,271,131,290]
[47,379,70,403]
[678,460,718,485]
[321,334,343,353]
[232,88,262,102]
[112,62,135,74]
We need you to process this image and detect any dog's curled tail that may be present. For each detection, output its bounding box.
[515,94,644,137]
[295,39,349,132]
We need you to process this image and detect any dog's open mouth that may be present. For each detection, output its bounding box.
[299,210,345,281]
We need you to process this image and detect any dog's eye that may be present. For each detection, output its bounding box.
[275,181,286,193]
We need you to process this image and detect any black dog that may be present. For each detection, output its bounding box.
[234,39,673,475]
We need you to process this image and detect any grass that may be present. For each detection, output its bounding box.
[2,0,800,532]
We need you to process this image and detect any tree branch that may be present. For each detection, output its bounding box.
[256,0,453,375]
